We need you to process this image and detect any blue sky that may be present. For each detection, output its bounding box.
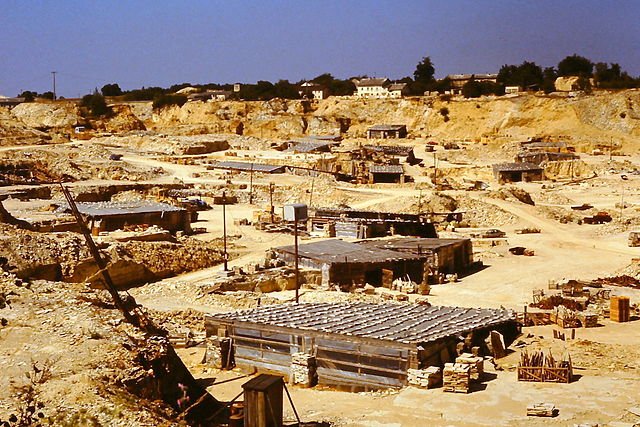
[1,0,639,98]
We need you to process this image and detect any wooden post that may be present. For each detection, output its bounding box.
[249,163,254,205]
[269,182,275,223]
[222,191,228,271]
[242,374,283,427]
[294,218,299,303]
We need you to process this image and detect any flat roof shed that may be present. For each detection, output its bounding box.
[208,161,285,174]
[492,162,543,183]
[274,239,423,286]
[71,201,190,233]
[369,164,405,183]
[367,124,407,139]
[356,237,474,277]
[206,302,517,389]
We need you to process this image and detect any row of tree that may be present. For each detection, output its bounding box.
[17,54,640,108]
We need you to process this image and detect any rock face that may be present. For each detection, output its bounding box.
[115,90,640,153]
[0,107,49,145]
[12,102,81,129]
[555,76,581,92]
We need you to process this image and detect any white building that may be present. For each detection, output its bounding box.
[299,82,329,100]
[354,78,407,98]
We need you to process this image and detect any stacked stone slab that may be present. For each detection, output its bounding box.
[290,352,317,387]
[443,363,470,393]
[205,336,232,369]
[407,366,441,389]
[455,353,484,381]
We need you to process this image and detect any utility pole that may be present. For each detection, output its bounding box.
[222,190,228,271]
[309,173,315,207]
[294,217,299,303]
[610,137,613,161]
[269,182,275,223]
[433,151,437,187]
[51,71,57,101]
[249,163,254,204]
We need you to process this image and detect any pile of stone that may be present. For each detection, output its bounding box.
[455,353,484,381]
[205,336,232,369]
[407,366,441,389]
[527,403,557,417]
[290,352,317,387]
[443,363,471,393]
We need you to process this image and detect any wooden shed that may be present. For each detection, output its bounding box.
[492,162,543,183]
[356,237,474,278]
[73,201,191,234]
[274,239,425,287]
[367,124,408,139]
[205,302,517,390]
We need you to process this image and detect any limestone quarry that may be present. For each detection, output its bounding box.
[2,90,640,426]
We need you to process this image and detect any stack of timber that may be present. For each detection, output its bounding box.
[610,296,630,322]
[443,363,470,393]
[517,350,572,383]
[527,403,557,417]
[576,311,598,328]
[290,352,317,387]
[455,353,484,381]
[407,366,441,389]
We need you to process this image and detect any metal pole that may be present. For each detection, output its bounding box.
[269,182,274,223]
[294,218,299,303]
[249,164,254,204]
[309,174,315,207]
[51,71,57,101]
[222,191,228,271]
[433,151,437,187]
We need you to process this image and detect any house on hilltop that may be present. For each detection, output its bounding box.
[354,78,407,98]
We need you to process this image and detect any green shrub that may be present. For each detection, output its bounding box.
[152,94,187,110]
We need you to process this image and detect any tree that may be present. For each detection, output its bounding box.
[497,61,543,88]
[152,94,187,109]
[541,67,557,93]
[39,91,54,100]
[273,80,301,99]
[18,91,36,102]
[80,89,109,116]
[462,78,482,98]
[101,83,123,96]
[414,57,435,83]
[557,54,593,77]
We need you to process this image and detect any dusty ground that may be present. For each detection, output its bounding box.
[3,92,640,425]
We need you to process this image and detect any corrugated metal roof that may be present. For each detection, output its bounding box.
[71,201,184,217]
[370,164,404,174]
[492,162,543,172]
[209,302,516,345]
[285,140,337,153]
[357,237,469,252]
[209,161,285,173]
[368,124,407,131]
[364,145,413,156]
[275,239,421,264]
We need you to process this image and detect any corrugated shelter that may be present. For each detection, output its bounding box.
[206,302,517,390]
[367,124,407,139]
[492,162,543,183]
[516,151,578,165]
[356,237,474,277]
[274,239,424,286]
[70,201,191,233]
[208,161,285,174]
[285,139,338,153]
[369,164,404,183]
[364,144,414,158]
[309,207,437,239]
